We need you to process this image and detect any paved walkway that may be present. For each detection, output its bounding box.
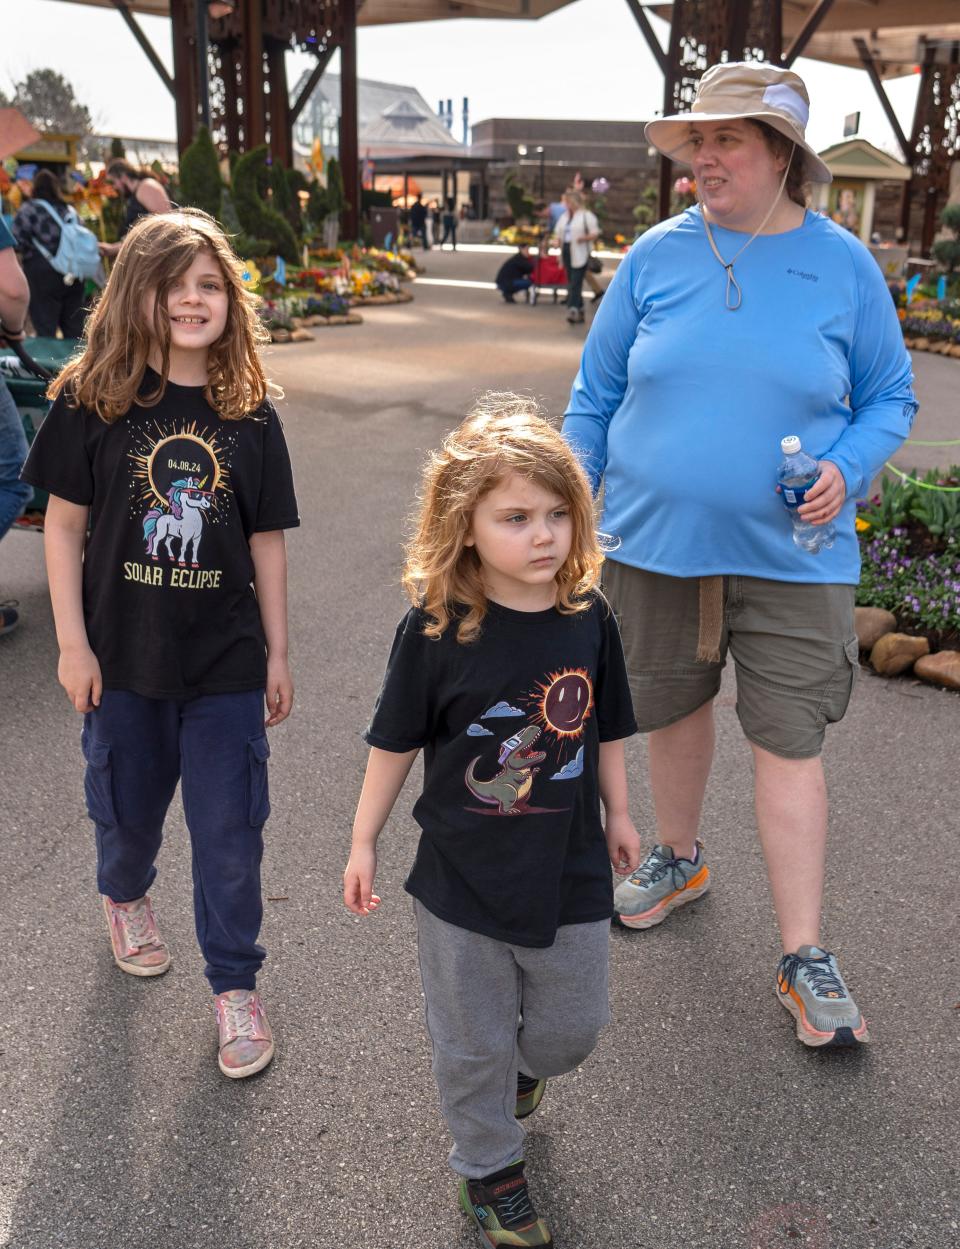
[0,249,957,1249]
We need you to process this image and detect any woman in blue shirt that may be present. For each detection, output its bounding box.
[563,61,917,1050]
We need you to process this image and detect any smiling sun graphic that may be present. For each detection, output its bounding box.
[529,668,593,740]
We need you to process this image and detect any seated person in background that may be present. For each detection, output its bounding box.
[495,246,534,303]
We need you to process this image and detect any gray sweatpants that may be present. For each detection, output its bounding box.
[414,899,611,1178]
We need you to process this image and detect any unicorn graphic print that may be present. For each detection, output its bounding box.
[142,476,213,567]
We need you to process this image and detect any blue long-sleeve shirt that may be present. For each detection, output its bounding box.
[562,206,918,584]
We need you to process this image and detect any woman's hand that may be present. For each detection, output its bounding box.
[797,461,846,526]
[58,644,102,713]
[343,845,380,916]
[604,812,642,876]
[264,654,294,727]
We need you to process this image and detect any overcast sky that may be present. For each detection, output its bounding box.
[6,0,921,158]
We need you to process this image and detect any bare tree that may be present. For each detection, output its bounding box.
[5,70,93,137]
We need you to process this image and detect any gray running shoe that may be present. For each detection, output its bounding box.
[613,841,710,929]
[776,946,870,1048]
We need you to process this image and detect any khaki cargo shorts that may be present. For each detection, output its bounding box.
[602,561,859,759]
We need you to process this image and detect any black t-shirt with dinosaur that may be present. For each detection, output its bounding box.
[21,372,299,699]
[365,596,637,946]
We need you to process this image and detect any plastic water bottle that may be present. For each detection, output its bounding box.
[777,435,835,553]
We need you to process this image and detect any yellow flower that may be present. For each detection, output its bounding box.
[240,262,262,290]
[855,517,871,533]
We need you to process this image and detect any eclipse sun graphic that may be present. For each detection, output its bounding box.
[530,669,593,740]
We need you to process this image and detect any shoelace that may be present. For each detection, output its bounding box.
[115,899,161,951]
[629,847,693,893]
[778,952,847,999]
[489,1181,536,1230]
[218,994,258,1042]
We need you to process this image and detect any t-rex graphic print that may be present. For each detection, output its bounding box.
[465,724,547,815]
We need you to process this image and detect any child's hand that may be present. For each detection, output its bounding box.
[264,655,294,727]
[58,645,102,713]
[605,812,642,876]
[343,845,381,916]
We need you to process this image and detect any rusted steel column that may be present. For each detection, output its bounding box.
[242,0,266,150]
[266,40,291,167]
[339,0,361,240]
[171,0,199,155]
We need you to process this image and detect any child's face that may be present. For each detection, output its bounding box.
[143,250,230,358]
[464,472,573,609]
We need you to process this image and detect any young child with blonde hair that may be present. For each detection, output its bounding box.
[22,209,299,1078]
[344,395,640,1247]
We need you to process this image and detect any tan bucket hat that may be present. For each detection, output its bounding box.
[645,61,832,184]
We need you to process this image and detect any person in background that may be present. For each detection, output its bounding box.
[12,168,88,339]
[494,245,535,303]
[0,216,34,634]
[98,158,172,259]
[440,198,458,250]
[409,194,429,251]
[550,189,599,324]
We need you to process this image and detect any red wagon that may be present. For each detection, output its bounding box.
[527,248,567,306]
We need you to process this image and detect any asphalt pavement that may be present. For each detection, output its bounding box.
[0,245,958,1249]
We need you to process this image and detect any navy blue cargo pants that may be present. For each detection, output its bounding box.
[82,689,269,994]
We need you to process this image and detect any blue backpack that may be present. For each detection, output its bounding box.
[31,199,102,283]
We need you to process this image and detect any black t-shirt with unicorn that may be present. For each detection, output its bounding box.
[22,371,299,699]
[365,597,637,947]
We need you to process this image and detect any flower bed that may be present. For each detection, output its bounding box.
[855,467,960,687]
[895,296,960,358]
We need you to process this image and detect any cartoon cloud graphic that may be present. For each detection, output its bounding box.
[550,745,584,780]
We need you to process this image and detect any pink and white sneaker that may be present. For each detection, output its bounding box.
[102,894,171,977]
[214,989,274,1079]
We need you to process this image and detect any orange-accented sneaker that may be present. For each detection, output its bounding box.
[102,894,171,976]
[214,989,274,1079]
[776,947,870,1048]
[613,841,710,929]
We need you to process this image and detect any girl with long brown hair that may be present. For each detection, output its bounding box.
[22,209,299,1079]
[343,395,640,1248]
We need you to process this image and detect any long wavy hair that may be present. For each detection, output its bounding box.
[49,209,273,423]
[403,394,603,644]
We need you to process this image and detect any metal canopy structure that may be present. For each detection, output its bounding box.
[52,0,579,239]
[636,2,960,251]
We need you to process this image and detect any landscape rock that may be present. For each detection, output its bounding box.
[290,328,314,342]
[870,632,930,676]
[270,327,292,343]
[855,606,897,651]
[914,650,960,690]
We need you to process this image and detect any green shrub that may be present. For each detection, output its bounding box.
[232,145,298,262]
[178,125,223,220]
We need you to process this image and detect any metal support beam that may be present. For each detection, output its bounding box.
[623,0,666,74]
[170,0,199,155]
[339,0,360,240]
[290,45,336,125]
[854,37,910,161]
[109,0,175,95]
[782,0,834,68]
[241,0,266,149]
[196,0,211,129]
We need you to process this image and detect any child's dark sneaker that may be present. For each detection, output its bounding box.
[515,1072,546,1119]
[214,989,275,1078]
[613,841,710,929]
[459,1161,553,1247]
[776,946,870,1048]
[0,601,20,636]
[102,894,171,976]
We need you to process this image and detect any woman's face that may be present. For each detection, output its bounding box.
[686,120,786,230]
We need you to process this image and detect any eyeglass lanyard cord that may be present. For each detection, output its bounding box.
[698,156,793,311]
